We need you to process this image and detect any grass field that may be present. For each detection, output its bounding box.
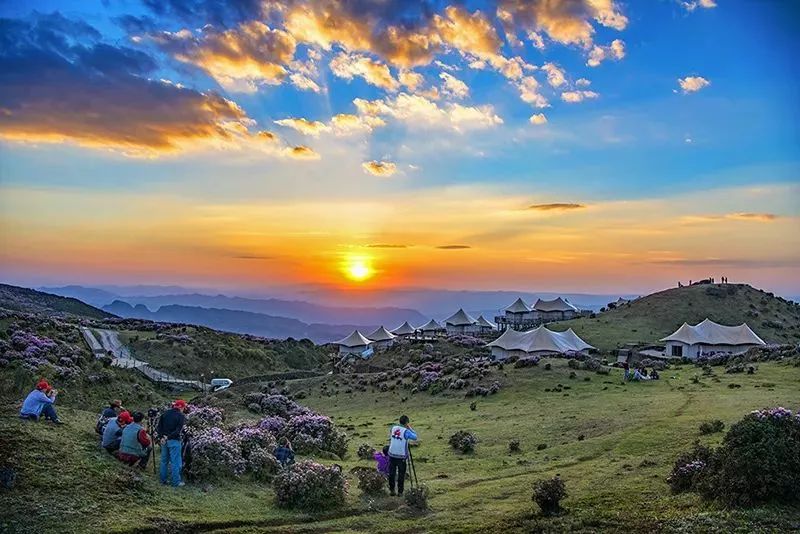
[3,357,799,533]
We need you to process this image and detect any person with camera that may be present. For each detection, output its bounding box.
[95,399,124,435]
[156,399,187,487]
[19,379,63,425]
[117,412,152,468]
[387,414,418,496]
[102,410,132,454]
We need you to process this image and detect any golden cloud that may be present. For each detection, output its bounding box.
[274,117,329,136]
[561,90,599,103]
[329,52,400,91]
[678,76,711,93]
[436,244,472,249]
[528,203,586,211]
[354,93,502,131]
[285,145,320,159]
[362,160,398,177]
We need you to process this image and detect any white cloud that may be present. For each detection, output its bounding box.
[440,72,470,99]
[527,31,545,49]
[362,160,397,177]
[576,78,591,87]
[541,62,566,87]
[289,72,321,92]
[529,113,548,125]
[561,90,599,103]
[678,76,711,93]
[274,117,329,136]
[587,39,625,67]
[680,0,717,11]
[329,52,400,91]
[354,93,503,132]
[516,76,549,108]
[399,69,424,91]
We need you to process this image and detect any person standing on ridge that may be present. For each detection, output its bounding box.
[156,399,187,487]
[387,414,418,496]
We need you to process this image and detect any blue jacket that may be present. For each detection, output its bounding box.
[20,390,54,417]
[102,417,123,448]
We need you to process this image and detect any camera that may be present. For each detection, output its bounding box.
[147,407,159,419]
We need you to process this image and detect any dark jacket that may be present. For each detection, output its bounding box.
[156,408,185,441]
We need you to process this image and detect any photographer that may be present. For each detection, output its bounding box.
[117,412,152,468]
[19,379,63,425]
[387,415,418,497]
[156,400,187,487]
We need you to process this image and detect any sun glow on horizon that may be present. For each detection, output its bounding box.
[342,255,374,282]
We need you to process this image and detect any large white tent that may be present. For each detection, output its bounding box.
[532,297,579,320]
[366,325,397,349]
[391,321,417,337]
[476,315,496,333]
[486,325,594,360]
[660,318,765,359]
[444,308,479,334]
[505,297,531,314]
[333,330,373,356]
[420,318,445,337]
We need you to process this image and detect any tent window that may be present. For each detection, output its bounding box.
[671,345,683,357]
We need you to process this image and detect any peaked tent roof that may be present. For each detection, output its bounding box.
[486,325,593,354]
[660,318,765,346]
[476,315,496,329]
[615,297,632,305]
[505,297,531,313]
[444,308,478,326]
[334,330,373,347]
[533,297,579,313]
[420,318,444,331]
[391,321,416,335]
[367,325,396,341]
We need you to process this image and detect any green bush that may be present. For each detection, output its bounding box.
[532,476,567,516]
[448,430,477,454]
[404,485,430,510]
[699,419,725,435]
[667,442,714,493]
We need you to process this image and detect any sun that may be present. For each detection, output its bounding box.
[343,256,374,282]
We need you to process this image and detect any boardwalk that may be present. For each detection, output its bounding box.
[80,327,205,390]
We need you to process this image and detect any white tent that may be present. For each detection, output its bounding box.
[660,318,765,359]
[333,330,373,355]
[485,325,594,360]
[420,318,444,336]
[505,297,531,314]
[444,308,479,334]
[391,321,417,337]
[614,297,632,306]
[476,315,496,332]
[532,297,579,320]
[366,325,397,349]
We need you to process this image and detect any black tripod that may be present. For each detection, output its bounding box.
[147,412,158,475]
[407,446,419,489]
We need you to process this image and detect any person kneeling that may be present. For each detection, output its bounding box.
[19,379,63,424]
[117,412,152,468]
[102,411,132,454]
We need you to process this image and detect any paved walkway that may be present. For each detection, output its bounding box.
[80,327,205,390]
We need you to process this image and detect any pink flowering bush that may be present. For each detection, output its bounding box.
[247,447,280,482]
[355,468,386,496]
[257,416,287,435]
[449,430,478,454]
[273,461,347,509]
[184,405,224,436]
[260,394,308,418]
[285,414,348,458]
[234,426,277,457]
[186,427,246,481]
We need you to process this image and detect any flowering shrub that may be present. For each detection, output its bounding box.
[355,468,386,496]
[261,394,308,418]
[514,356,540,368]
[184,405,224,436]
[247,448,280,481]
[449,430,477,454]
[357,443,375,460]
[273,461,347,510]
[186,427,246,481]
[417,371,442,391]
[532,476,567,516]
[285,414,348,458]
[666,442,714,493]
[257,416,287,435]
[234,426,277,457]
[404,485,430,510]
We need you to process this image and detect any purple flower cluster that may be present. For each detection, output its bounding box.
[4,328,84,377]
[750,407,795,420]
[184,405,224,436]
[186,427,247,481]
[284,414,348,458]
[273,460,347,510]
[234,425,277,456]
[257,416,287,435]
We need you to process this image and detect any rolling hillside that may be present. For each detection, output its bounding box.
[553,283,800,352]
[0,284,114,320]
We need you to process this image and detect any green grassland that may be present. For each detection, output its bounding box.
[554,284,800,352]
[3,358,799,533]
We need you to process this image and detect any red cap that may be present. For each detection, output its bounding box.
[173,400,188,410]
[36,379,50,391]
[117,411,133,424]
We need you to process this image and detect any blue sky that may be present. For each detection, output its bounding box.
[0,0,798,294]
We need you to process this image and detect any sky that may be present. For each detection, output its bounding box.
[0,0,798,297]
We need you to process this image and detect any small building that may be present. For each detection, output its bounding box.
[532,297,579,321]
[391,321,417,338]
[366,326,397,350]
[444,308,479,335]
[333,330,373,356]
[660,318,765,359]
[420,318,445,337]
[476,315,496,334]
[485,325,594,360]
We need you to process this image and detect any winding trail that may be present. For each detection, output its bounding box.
[80,327,205,390]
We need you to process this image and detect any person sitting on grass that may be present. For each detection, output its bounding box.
[102,410,132,454]
[373,445,390,477]
[96,399,123,435]
[117,412,152,468]
[631,367,650,381]
[157,399,187,487]
[19,379,63,425]
[650,369,660,380]
[274,437,295,468]
[388,415,418,497]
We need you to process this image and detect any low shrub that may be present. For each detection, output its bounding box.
[284,414,348,458]
[357,443,375,460]
[667,442,713,494]
[508,439,521,453]
[274,461,347,510]
[355,468,386,496]
[699,419,725,435]
[537,443,548,450]
[184,405,224,436]
[448,430,478,454]
[532,476,567,516]
[514,356,540,368]
[247,448,280,481]
[404,485,430,510]
[186,427,246,481]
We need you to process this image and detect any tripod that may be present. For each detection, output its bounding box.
[147,415,158,475]
[407,446,419,489]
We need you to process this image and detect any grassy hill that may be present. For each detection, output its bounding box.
[2,357,799,532]
[553,283,800,352]
[0,284,114,320]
